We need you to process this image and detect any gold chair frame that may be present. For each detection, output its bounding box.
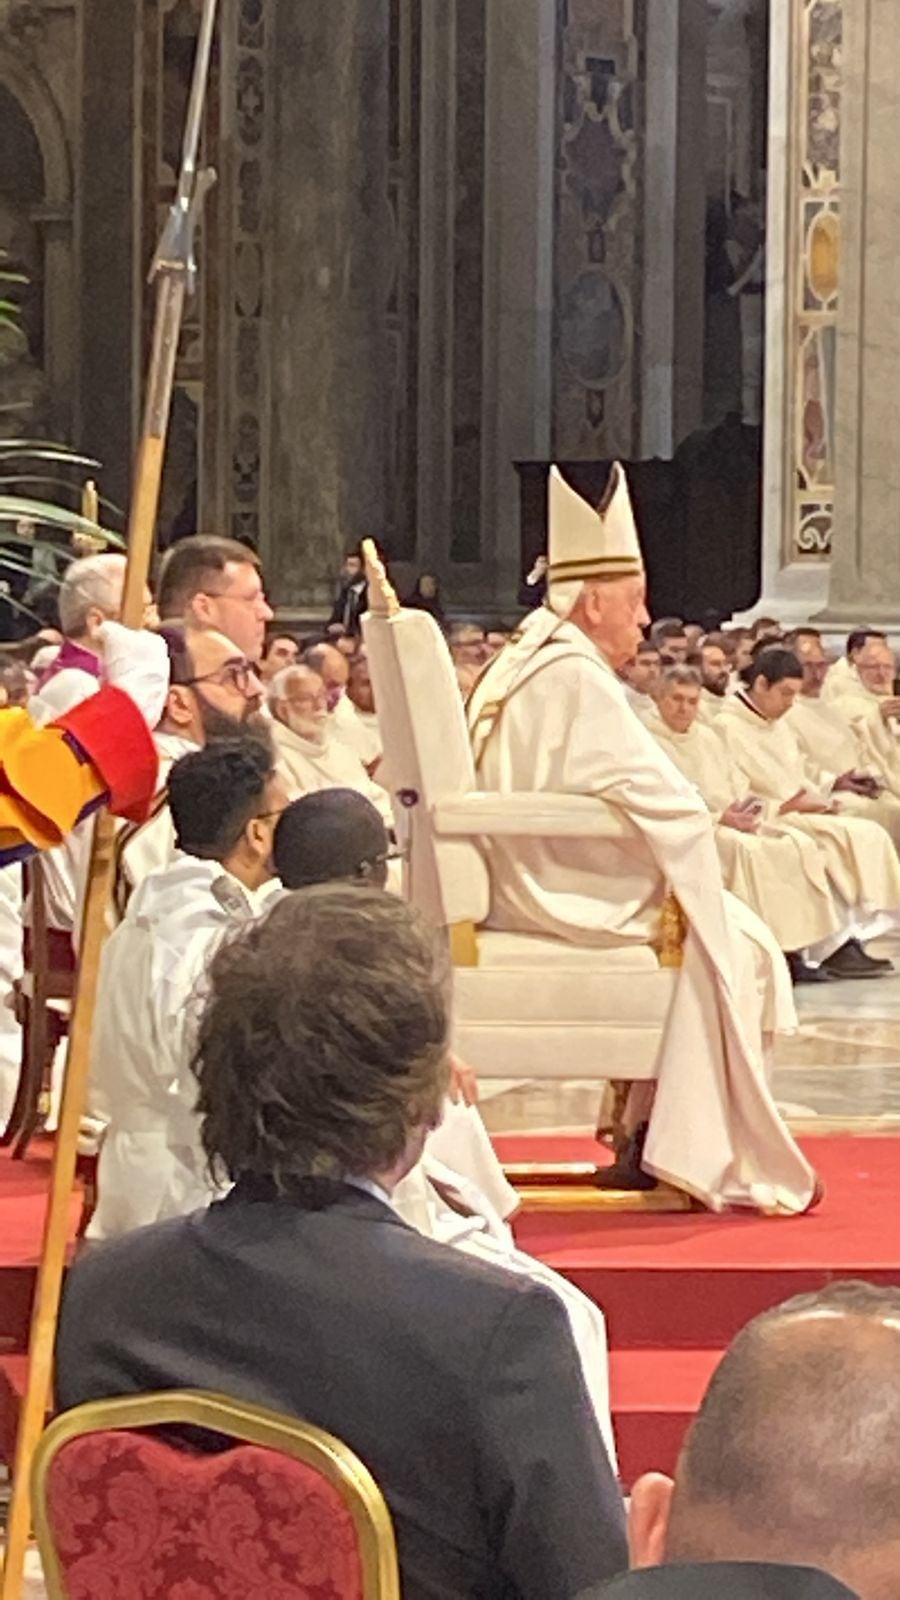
[31,1389,401,1600]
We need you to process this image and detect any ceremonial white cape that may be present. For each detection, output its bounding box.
[467,616,814,1213]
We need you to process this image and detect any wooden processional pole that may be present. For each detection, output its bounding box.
[0,6,219,1591]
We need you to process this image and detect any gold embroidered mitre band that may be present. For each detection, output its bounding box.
[547,462,644,586]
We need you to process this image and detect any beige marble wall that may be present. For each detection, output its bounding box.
[823,0,900,622]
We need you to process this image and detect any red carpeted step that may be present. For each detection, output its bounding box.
[505,1133,900,1347]
[610,1348,724,1487]
[0,1353,27,1467]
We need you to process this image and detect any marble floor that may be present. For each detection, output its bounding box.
[479,934,900,1139]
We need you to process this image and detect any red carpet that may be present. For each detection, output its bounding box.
[496,1132,900,1484]
[1,1136,898,1484]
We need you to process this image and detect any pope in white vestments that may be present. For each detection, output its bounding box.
[467,466,816,1215]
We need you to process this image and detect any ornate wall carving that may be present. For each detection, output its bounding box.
[789,0,841,562]
[552,0,644,460]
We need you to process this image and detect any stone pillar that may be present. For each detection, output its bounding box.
[268,0,391,607]
[819,0,900,626]
[745,0,841,625]
[77,0,143,511]
[480,0,556,611]
[640,0,707,458]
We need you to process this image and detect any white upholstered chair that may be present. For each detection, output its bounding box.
[361,552,676,1088]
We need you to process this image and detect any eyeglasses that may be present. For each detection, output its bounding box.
[186,660,257,693]
[201,587,267,609]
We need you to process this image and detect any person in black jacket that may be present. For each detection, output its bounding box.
[56,884,627,1600]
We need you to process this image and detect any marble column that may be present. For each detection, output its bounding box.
[268,0,391,607]
[640,0,707,458]
[480,0,556,612]
[744,0,841,626]
[819,0,900,626]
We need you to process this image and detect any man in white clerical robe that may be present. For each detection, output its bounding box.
[821,637,900,796]
[651,665,842,964]
[467,465,817,1216]
[268,663,393,824]
[87,740,287,1239]
[822,628,888,704]
[714,647,900,978]
[694,639,732,724]
[785,629,900,845]
[617,641,662,722]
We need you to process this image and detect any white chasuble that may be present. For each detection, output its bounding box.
[652,721,839,952]
[787,696,900,845]
[714,695,900,916]
[467,618,815,1215]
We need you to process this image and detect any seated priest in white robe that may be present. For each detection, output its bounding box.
[87,737,286,1240]
[822,627,889,704]
[270,784,617,1464]
[694,637,732,723]
[651,665,844,977]
[305,640,381,769]
[714,647,900,979]
[821,636,900,795]
[268,664,393,825]
[466,465,818,1216]
[785,628,900,844]
[617,641,662,722]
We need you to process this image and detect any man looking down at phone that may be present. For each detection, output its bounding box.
[714,648,900,981]
[652,665,857,985]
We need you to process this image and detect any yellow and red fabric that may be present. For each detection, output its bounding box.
[0,685,158,866]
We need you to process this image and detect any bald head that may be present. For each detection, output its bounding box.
[660,1282,900,1598]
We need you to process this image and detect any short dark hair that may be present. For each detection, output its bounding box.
[262,632,298,659]
[650,618,687,643]
[168,736,274,859]
[275,790,389,890]
[157,535,261,621]
[785,627,822,649]
[847,627,886,657]
[636,640,660,658]
[670,1280,900,1564]
[749,615,781,640]
[741,646,804,688]
[193,885,450,1187]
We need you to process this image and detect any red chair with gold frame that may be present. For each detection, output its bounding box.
[32,1390,401,1600]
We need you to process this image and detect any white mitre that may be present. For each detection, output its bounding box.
[467,462,644,755]
[546,462,644,612]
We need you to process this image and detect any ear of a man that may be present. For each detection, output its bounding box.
[628,1472,674,1568]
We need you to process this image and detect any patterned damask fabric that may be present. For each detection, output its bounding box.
[47,1431,365,1599]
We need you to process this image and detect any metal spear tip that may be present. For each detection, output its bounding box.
[146,167,218,291]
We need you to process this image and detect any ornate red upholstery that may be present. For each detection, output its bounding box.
[45,1430,366,1598]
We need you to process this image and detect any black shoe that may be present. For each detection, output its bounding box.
[786,952,832,985]
[821,939,894,979]
[594,1122,659,1191]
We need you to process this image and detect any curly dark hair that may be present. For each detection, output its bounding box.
[193,884,450,1188]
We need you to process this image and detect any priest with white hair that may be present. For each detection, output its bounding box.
[651,664,854,979]
[466,466,818,1215]
[268,663,393,825]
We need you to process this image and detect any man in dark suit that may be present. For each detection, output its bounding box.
[585,1280,899,1600]
[56,884,627,1600]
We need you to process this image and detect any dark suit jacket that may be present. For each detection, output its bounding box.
[586,1562,859,1600]
[57,1177,627,1600]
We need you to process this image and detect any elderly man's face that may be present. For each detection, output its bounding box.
[659,681,701,734]
[314,644,351,706]
[623,650,661,695]
[276,670,330,744]
[857,642,896,696]
[580,577,650,670]
[793,634,828,697]
[700,645,730,697]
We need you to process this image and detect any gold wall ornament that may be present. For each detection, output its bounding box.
[362,537,400,616]
[658,891,687,969]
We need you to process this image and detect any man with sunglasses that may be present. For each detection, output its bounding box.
[87,736,286,1239]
